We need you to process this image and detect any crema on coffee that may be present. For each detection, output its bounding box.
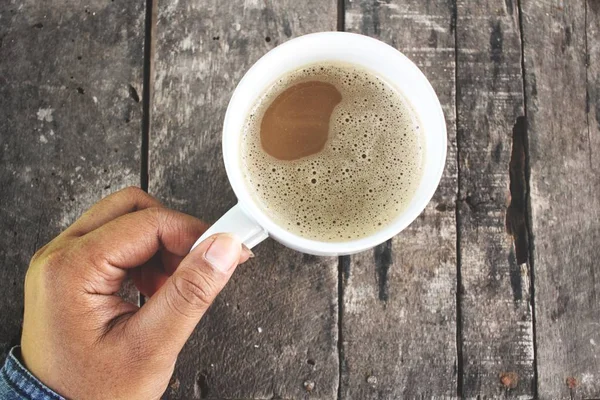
[240,62,424,242]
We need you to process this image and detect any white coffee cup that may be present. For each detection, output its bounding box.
[191,32,447,256]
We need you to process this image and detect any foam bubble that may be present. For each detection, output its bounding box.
[240,62,424,242]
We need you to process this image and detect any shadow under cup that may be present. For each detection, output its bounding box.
[220,32,447,256]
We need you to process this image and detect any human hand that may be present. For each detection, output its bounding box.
[20,187,252,400]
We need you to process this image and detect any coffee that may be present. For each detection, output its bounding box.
[260,81,342,160]
[240,62,424,242]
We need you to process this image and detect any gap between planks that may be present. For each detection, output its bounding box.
[139,0,157,307]
[141,0,156,194]
[516,0,539,397]
[451,0,464,397]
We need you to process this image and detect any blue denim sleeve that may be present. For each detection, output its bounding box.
[0,347,64,400]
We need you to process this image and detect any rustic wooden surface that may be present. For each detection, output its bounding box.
[590,0,600,172]
[340,0,458,398]
[522,0,600,398]
[456,0,535,397]
[0,0,144,359]
[149,1,339,398]
[1,0,600,399]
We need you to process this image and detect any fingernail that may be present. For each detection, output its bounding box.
[242,244,255,259]
[204,234,242,273]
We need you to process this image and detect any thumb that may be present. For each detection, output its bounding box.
[130,233,250,357]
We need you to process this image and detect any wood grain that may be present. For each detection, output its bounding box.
[149,1,339,398]
[456,0,535,397]
[521,0,600,397]
[589,0,600,173]
[340,0,458,397]
[0,0,144,358]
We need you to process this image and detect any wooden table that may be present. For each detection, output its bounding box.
[1,0,599,398]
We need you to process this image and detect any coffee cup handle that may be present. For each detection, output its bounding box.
[189,203,268,252]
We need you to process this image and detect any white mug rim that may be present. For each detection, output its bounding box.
[222,32,447,256]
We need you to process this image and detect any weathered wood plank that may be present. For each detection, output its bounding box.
[456,1,535,397]
[521,0,600,397]
[590,0,600,173]
[149,1,339,398]
[340,1,458,397]
[0,0,144,358]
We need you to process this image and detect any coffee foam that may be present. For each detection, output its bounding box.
[241,62,424,242]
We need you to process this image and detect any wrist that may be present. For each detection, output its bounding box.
[0,346,64,400]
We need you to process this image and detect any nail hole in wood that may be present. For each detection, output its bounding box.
[197,372,209,399]
[435,203,449,212]
[128,84,140,102]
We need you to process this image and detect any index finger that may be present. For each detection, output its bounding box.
[82,207,207,268]
[75,207,207,293]
[63,187,163,237]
